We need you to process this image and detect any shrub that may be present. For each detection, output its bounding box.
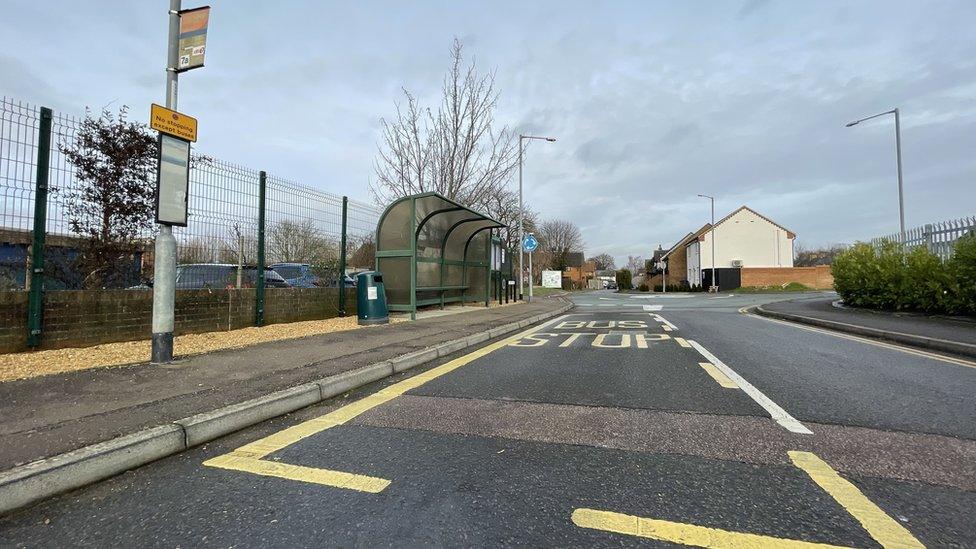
[948,232,976,314]
[832,235,976,315]
[615,269,632,290]
[903,246,955,313]
[654,283,687,292]
[637,283,649,292]
[832,241,905,309]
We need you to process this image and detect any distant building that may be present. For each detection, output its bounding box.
[655,206,795,287]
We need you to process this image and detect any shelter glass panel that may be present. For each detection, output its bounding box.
[377,199,412,251]
[376,256,410,305]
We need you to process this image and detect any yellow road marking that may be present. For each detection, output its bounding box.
[559,332,588,347]
[674,337,691,348]
[205,455,390,493]
[662,324,674,332]
[571,508,851,548]
[743,308,976,369]
[789,451,924,549]
[698,362,739,388]
[204,315,569,491]
[593,333,630,348]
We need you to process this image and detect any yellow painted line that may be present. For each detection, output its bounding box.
[662,324,673,332]
[674,337,691,348]
[203,314,569,491]
[789,451,924,549]
[698,362,739,388]
[205,455,390,493]
[745,310,976,369]
[571,508,852,548]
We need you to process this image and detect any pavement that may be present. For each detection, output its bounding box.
[0,299,564,471]
[758,295,976,358]
[2,289,975,547]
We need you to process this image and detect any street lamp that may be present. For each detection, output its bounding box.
[846,108,906,243]
[518,134,556,301]
[697,194,717,292]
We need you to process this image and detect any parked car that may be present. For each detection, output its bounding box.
[605,281,618,290]
[175,264,290,289]
[324,274,357,288]
[270,263,321,288]
[269,263,356,288]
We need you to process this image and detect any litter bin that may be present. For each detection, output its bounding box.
[356,271,389,325]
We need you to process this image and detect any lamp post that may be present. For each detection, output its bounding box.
[846,108,906,243]
[697,194,717,291]
[517,134,556,301]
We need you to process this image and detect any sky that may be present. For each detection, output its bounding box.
[2,0,974,265]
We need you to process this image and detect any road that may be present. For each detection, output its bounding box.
[2,290,975,547]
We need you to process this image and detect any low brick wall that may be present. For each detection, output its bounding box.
[740,266,833,290]
[0,287,356,353]
[0,292,28,352]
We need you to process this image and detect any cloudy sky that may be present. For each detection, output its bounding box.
[3,1,974,265]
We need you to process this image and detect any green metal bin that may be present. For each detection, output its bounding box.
[357,271,389,325]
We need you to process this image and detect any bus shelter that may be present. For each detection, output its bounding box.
[375,192,506,319]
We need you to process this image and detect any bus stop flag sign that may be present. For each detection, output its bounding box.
[522,233,539,252]
[177,6,210,72]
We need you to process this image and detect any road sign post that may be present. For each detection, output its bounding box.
[522,233,538,302]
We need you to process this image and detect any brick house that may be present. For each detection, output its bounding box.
[647,206,828,290]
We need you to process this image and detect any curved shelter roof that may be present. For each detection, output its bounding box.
[375,192,506,318]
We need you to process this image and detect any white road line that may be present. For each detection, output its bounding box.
[688,340,813,435]
[649,313,678,330]
[642,304,663,311]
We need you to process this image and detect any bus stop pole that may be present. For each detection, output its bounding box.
[151,0,181,364]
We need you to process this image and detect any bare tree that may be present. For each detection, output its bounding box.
[179,236,220,264]
[348,235,376,270]
[626,255,645,275]
[794,242,849,266]
[481,189,538,253]
[538,219,583,272]
[267,220,333,263]
[588,253,615,271]
[218,223,257,266]
[372,38,519,212]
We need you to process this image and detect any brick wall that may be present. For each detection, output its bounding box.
[0,287,357,353]
[643,246,689,289]
[0,291,28,352]
[740,265,833,289]
[666,248,688,284]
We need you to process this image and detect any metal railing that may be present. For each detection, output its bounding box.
[1,96,381,347]
[870,216,976,261]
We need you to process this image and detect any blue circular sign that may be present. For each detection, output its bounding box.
[522,234,539,252]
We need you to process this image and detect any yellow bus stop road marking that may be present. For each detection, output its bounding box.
[674,337,692,348]
[789,451,924,549]
[572,451,924,548]
[698,362,739,388]
[203,315,570,493]
[572,508,852,549]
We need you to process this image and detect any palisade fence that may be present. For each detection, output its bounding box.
[870,216,976,261]
[0,96,381,352]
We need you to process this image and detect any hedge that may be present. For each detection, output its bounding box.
[831,233,976,315]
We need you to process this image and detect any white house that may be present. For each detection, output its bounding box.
[686,206,795,286]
